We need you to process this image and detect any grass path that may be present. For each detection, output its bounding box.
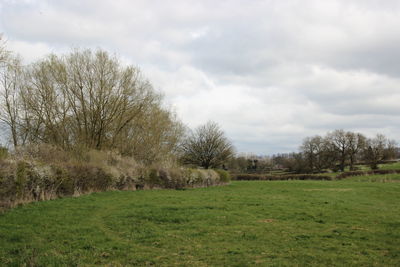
[1,180,400,266]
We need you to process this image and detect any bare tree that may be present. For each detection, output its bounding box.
[346,132,366,170]
[226,155,249,173]
[326,129,351,171]
[298,130,397,173]
[180,121,234,169]
[300,135,324,172]
[364,134,387,169]
[363,134,397,169]
[383,139,397,160]
[0,55,24,148]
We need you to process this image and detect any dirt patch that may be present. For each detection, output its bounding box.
[260,219,276,223]
[351,226,369,231]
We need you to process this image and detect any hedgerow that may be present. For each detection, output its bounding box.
[0,145,229,210]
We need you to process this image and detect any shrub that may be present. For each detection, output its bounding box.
[52,165,74,196]
[0,160,17,206]
[166,168,186,189]
[214,169,231,183]
[66,164,113,193]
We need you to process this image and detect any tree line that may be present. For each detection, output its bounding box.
[299,130,397,172]
[227,130,397,174]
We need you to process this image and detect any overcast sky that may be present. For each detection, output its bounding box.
[1,0,400,154]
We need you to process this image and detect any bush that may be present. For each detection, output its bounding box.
[67,164,114,193]
[142,168,223,190]
[0,160,17,206]
[214,169,231,183]
[15,161,28,198]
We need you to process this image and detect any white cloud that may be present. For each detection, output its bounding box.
[1,0,400,154]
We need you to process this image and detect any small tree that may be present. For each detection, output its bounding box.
[180,121,234,169]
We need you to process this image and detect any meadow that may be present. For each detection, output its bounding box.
[1,174,399,266]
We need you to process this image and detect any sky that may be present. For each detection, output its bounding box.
[1,0,400,155]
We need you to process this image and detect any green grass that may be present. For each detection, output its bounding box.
[379,162,400,170]
[1,180,400,266]
[349,162,400,172]
[351,164,372,171]
[345,173,400,182]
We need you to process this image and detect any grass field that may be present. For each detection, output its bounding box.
[346,173,400,182]
[1,178,400,266]
[379,162,400,170]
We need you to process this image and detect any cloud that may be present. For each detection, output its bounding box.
[5,40,58,62]
[1,0,400,154]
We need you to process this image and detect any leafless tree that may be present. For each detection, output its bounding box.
[0,54,24,148]
[299,130,396,173]
[326,129,351,171]
[384,139,398,160]
[364,134,397,169]
[301,135,330,172]
[364,134,387,169]
[180,121,234,169]
[346,132,366,170]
